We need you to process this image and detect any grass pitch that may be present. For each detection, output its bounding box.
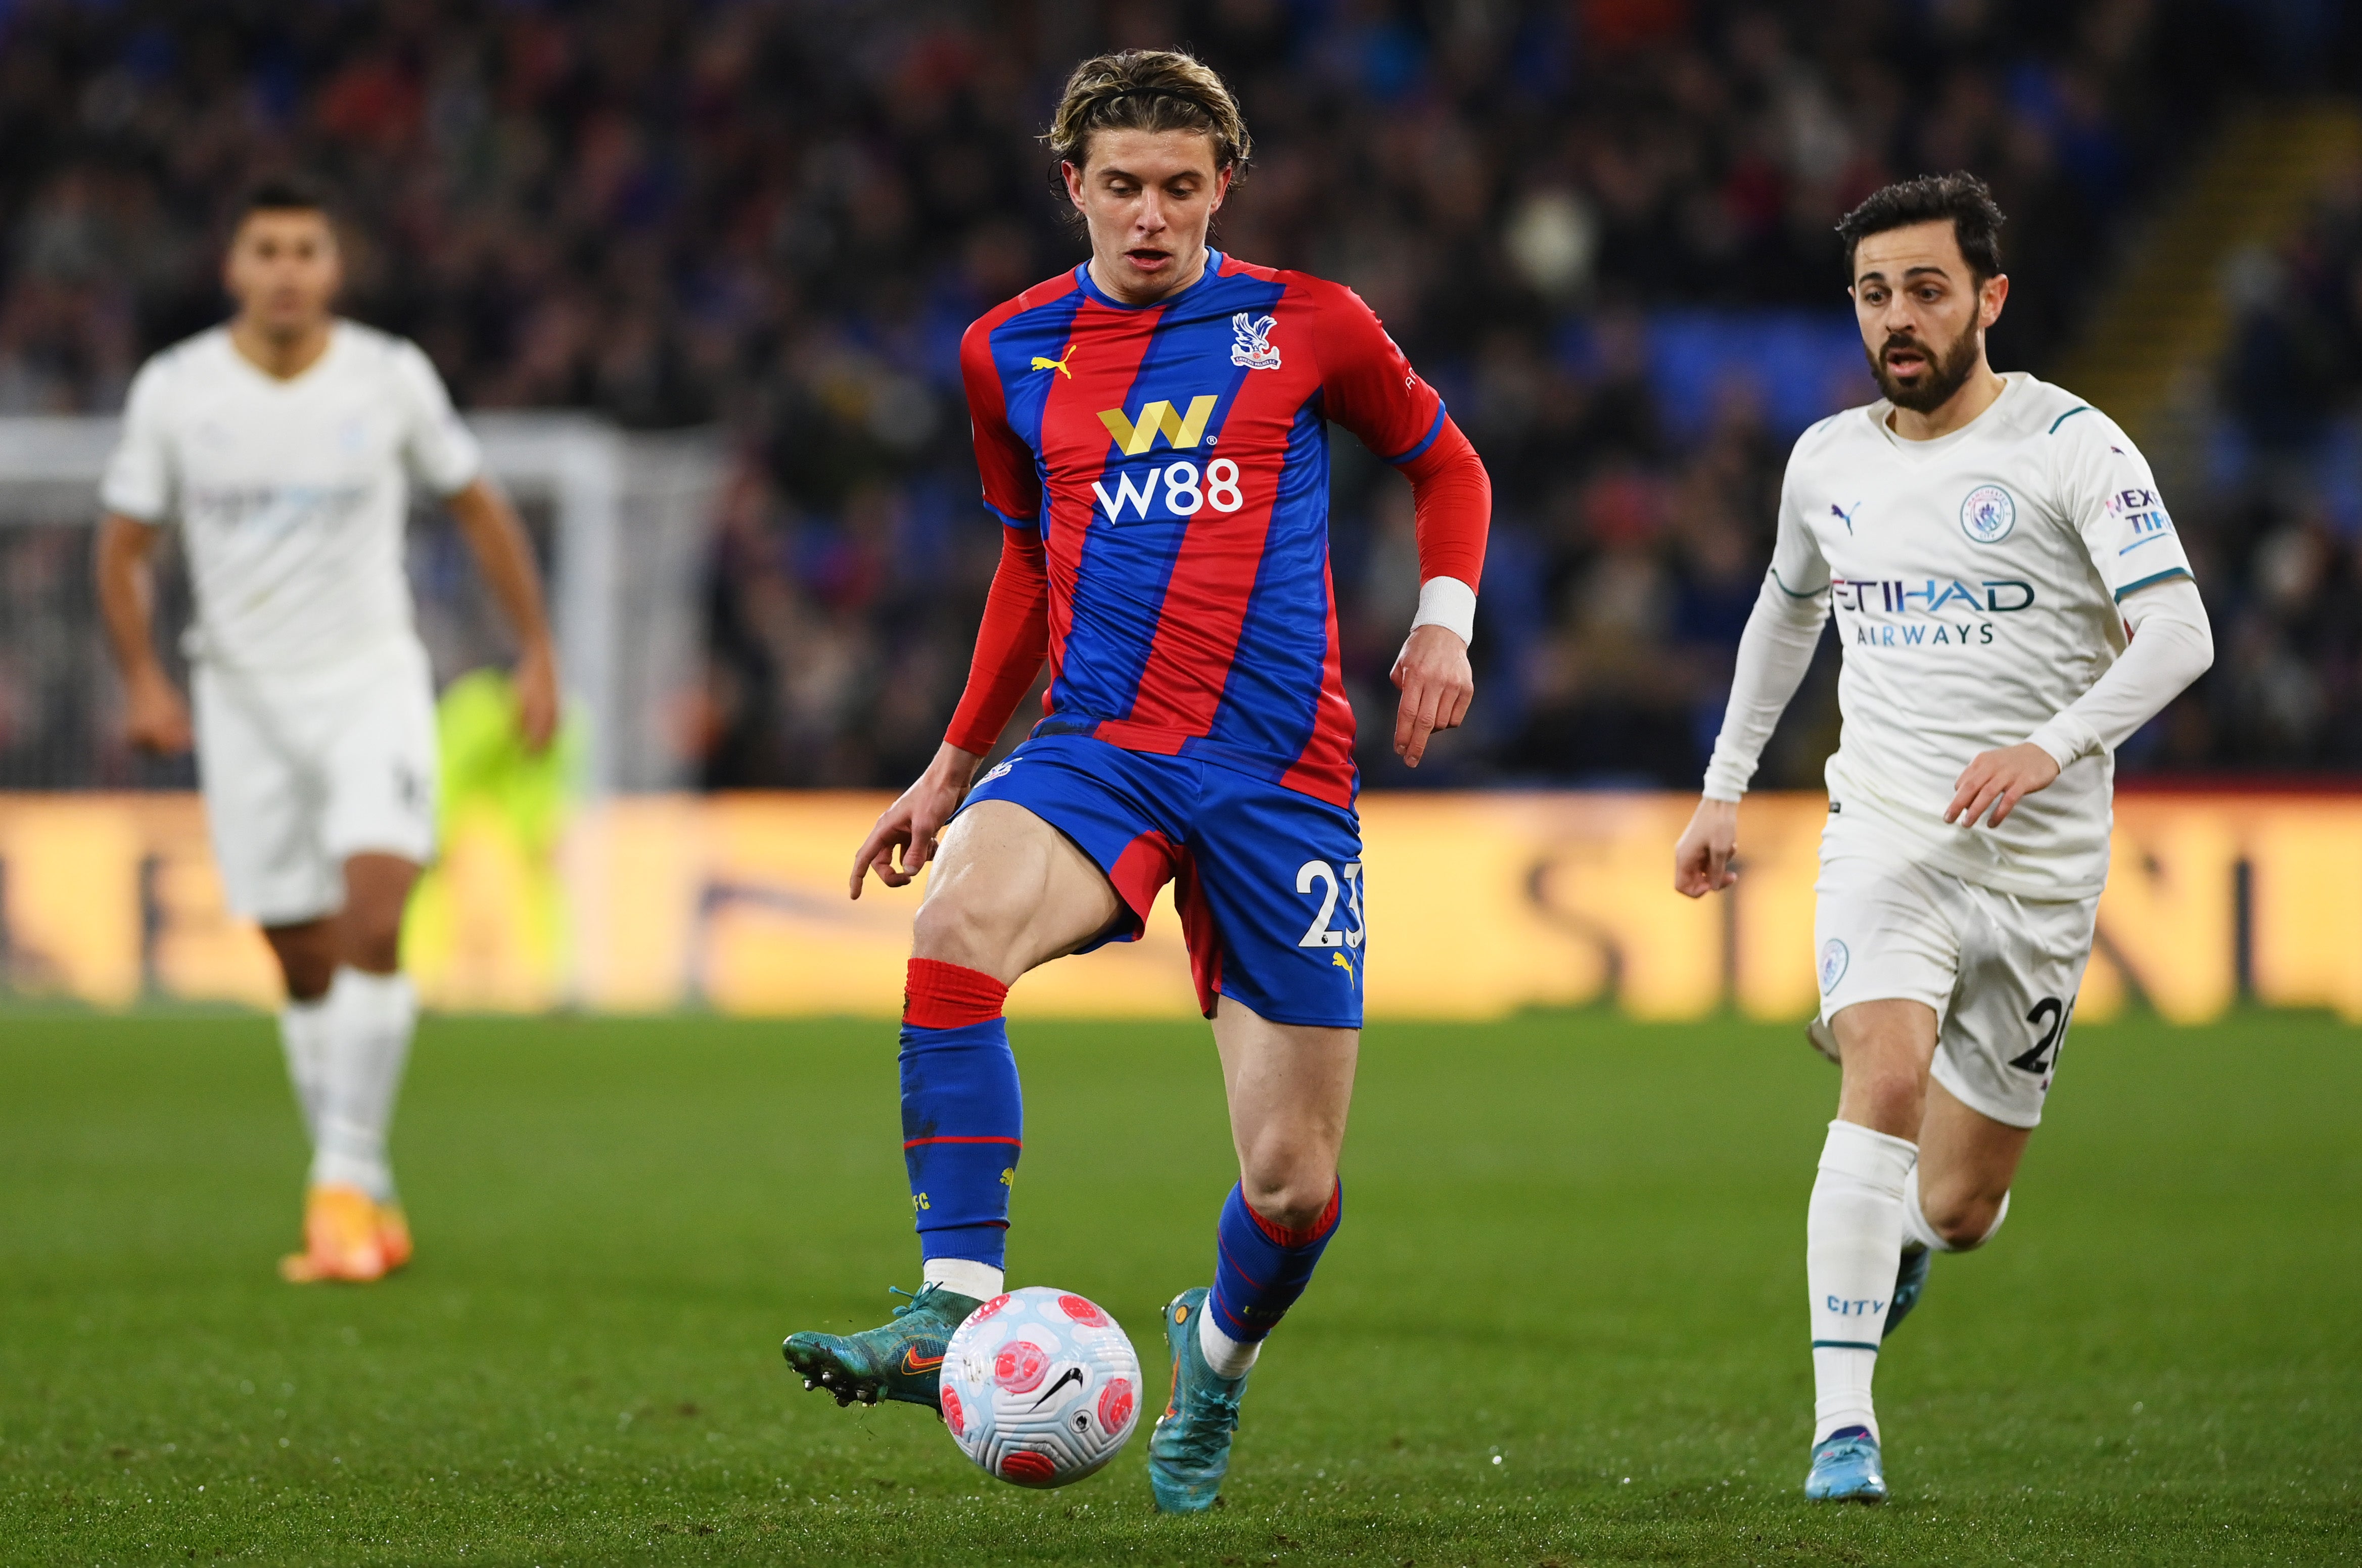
[1,1009,2354,1565]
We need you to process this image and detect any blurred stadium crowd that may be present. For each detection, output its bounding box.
[0,0,2355,787]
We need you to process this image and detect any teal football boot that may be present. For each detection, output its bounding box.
[1147,1287,1249,1513]
[1804,1425,1887,1502]
[1883,1244,1931,1338]
[781,1284,983,1410]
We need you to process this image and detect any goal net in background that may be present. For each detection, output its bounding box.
[0,414,722,795]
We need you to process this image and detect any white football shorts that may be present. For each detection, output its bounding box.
[1812,816,2099,1129]
[191,636,439,926]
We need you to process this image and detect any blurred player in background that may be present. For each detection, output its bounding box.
[1673,173,2213,1501]
[780,51,1489,1511]
[95,179,559,1284]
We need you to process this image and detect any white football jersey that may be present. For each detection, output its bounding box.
[1768,372,2193,899]
[101,321,481,673]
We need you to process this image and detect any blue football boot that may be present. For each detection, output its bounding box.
[1884,1244,1931,1338]
[781,1284,982,1410]
[1804,1424,1887,1502]
[1147,1287,1248,1513]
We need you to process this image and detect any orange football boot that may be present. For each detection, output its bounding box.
[375,1202,413,1273]
[279,1184,389,1283]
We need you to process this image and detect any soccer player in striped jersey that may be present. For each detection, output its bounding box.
[1674,174,2214,1502]
[780,51,1491,1511]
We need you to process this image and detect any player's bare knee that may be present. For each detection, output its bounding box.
[1239,1156,1335,1232]
[344,905,405,973]
[275,949,336,1002]
[910,889,1017,975]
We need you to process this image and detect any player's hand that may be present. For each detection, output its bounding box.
[1390,624,1474,769]
[851,742,983,898]
[123,668,193,755]
[513,640,560,754]
[1673,796,1740,897]
[1945,742,2061,829]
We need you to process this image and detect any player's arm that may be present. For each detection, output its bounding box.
[391,340,560,751]
[444,478,560,752]
[1947,419,2213,830]
[1316,286,1489,767]
[850,314,1048,898]
[1388,424,1488,768]
[94,512,191,754]
[95,359,189,753]
[1674,467,1831,896]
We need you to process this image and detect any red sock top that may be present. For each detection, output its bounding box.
[1247,1181,1342,1249]
[904,958,1010,1029]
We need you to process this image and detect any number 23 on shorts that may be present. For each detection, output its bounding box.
[1295,859,1365,951]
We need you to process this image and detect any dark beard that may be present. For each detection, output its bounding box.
[1868,323,1982,413]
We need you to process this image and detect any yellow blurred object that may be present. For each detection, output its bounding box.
[399,668,585,1011]
[2,790,2356,1023]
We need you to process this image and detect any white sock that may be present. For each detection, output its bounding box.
[1807,1119,1918,1444]
[1197,1306,1261,1379]
[310,968,415,1203]
[921,1258,1003,1301]
[278,994,333,1150]
[1901,1165,2011,1253]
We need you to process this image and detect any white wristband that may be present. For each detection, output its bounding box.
[1408,575,1477,645]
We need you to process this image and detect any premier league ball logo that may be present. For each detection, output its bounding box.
[1960,484,2016,544]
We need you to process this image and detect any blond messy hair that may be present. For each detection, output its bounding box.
[1043,50,1252,181]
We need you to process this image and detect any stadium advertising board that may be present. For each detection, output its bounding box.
[0,792,2354,1023]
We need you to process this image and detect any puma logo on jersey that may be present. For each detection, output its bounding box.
[1098,396,1218,454]
[1331,951,1356,983]
[1230,312,1281,369]
[1830,501,1864,534]
[1031,346,1076,378]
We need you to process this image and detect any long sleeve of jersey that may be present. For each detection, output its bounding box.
[1701,571,1831,802]
[1397,417,1490,639]
[944,525,1050,755]
[2023,577,2213,766]
[1318,287,1489,636]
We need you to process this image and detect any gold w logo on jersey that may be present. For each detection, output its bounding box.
[1031,345,1076,378]
[1098,395,1219,455]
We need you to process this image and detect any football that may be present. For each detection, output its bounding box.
[940,1287,1143,1489]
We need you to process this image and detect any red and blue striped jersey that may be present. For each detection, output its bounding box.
[958,251,1447,809]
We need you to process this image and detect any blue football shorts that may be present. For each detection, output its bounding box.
[957,733,1366,1029]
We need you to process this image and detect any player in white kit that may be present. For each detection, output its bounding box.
[95,179,559,1283]
[1672,174,2214,1501]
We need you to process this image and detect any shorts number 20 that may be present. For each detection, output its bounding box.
[1295,860,1365,949]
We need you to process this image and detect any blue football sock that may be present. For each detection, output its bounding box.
[1208,1180,1342,1345]
[901,959,1020,1270]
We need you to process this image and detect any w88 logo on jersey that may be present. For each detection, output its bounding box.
[1092,459,1246,521]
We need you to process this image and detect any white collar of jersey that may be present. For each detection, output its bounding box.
[1872,369,2025,457]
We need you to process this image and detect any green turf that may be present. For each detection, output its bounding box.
[1,1010,2355,1565]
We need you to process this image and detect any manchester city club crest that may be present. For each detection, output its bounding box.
[1960,483,2016,543]
[1818,938,1849,993]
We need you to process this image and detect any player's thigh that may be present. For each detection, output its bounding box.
[1209,995,1357,1213]
[1931,886,2098,1132]
[192,665,339,926]
[317,645,438,871]
[1916,1077,2031,1225]
[918,801,1124,980]
[928,736,1195,981]
[1183,774,1366,1031]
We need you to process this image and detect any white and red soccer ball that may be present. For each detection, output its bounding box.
[940,1286,1141,1488]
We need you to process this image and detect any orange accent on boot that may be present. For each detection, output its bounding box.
[278,1184,388,1283]
[376,1203,413,1272]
